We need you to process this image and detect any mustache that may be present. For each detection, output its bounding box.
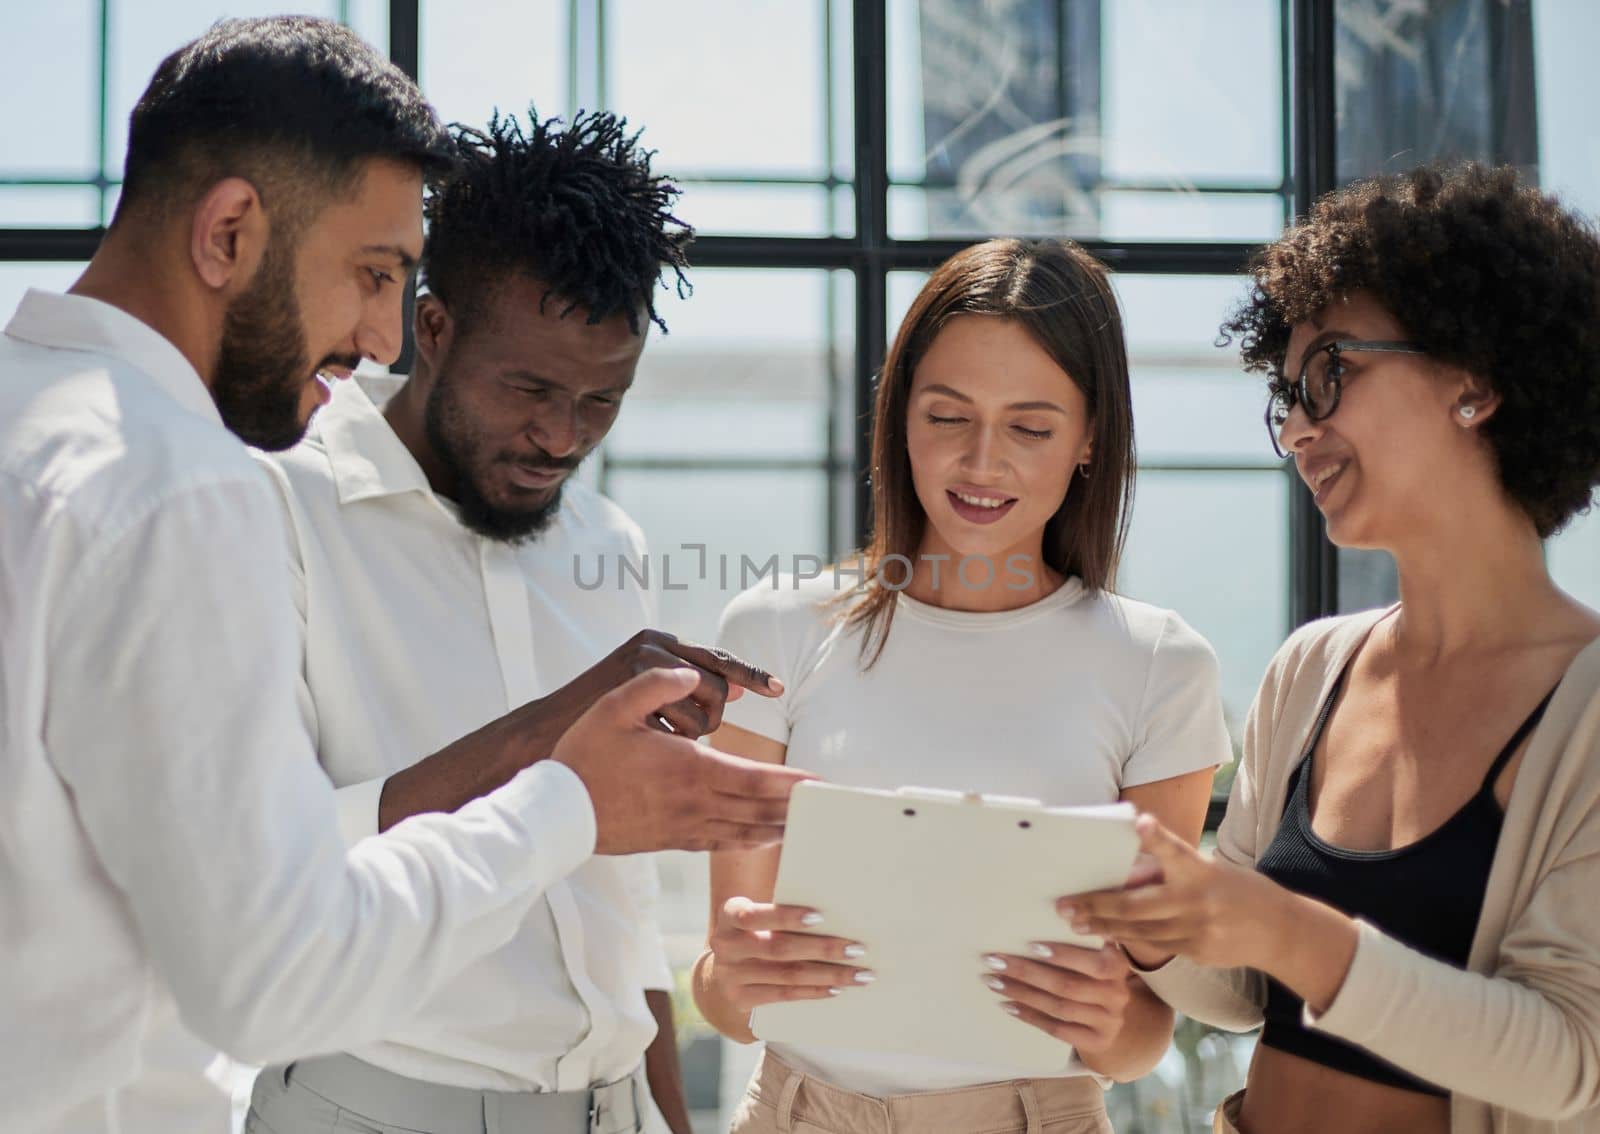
[316,352,363,373]
[505,451,581,473]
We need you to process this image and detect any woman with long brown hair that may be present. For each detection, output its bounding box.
[690,238,1232,1134]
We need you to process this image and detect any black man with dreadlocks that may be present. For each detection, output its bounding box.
[245,110,781,1134]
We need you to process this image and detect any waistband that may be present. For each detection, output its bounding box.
[747,1050,1106,1134]
[276,1053,644,1134]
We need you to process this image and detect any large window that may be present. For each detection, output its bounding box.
[4,3,1597,1131]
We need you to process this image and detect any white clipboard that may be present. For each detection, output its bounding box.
[750,780,1139,1073]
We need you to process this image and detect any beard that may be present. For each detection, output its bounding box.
[422,368,579,543]
[213,236,360,452]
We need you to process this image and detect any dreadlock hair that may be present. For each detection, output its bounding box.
[421,108,693,337]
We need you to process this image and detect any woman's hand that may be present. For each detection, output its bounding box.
[981,942,1133,1056]
[1059,814,1287,971]
[704,896,873,1016]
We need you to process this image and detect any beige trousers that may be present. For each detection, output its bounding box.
[728,1051,1113,1134]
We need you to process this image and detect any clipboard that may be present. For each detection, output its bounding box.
[750,780,1140,1073]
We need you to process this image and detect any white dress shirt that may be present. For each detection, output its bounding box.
[255,375,671,1092]
[0,291,599,1134]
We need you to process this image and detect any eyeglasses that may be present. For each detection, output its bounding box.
[1264,339,1426,459]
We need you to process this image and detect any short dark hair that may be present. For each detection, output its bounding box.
[421,108,693,336]
[1223,163,1600,538]
[846,238,1136,666]
[116,16,454,231]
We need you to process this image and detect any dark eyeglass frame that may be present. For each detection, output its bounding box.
[1264,339,1426,459]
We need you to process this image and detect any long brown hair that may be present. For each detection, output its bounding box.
[841,238,1136,665]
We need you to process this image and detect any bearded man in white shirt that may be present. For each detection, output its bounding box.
[0,18,806,1134]
[244,109,751,1134]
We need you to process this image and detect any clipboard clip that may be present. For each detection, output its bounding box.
[893,787,1044,808]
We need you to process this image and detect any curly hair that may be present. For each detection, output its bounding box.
[421,108,692,336]
[1221,163,1600,537]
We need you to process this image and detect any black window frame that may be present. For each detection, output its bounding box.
[0,1,1351,832]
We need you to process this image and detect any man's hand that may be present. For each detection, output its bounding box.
[552,668,812,854]
[377,633,781,832]
[533,630,782,746]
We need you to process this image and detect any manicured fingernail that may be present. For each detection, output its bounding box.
[767,676,786,694]
[843,944,866,958]
[1073,920,1092,934]
[984,976,1005,992]
[983,955,1007,971]
[853,970,876,984]
[1002,1003,1021,1017]
[1029,943,1053,959]
[1058,903,1076,919]
[801,912,824,926]
[827,987,843,996]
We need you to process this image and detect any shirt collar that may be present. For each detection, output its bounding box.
[316,372,437,505]
[4,288,221,426]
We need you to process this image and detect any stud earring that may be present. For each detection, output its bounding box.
[1459,405,1477,420]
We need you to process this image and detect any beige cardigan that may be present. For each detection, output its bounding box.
[1141,608,1600,1133]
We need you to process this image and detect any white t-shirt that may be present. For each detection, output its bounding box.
[716,572,1233,1095]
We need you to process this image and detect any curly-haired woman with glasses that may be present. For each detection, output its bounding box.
[1024,163,1600,1134]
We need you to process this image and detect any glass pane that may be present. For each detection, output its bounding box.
[419,0,564,129]
[0,186,101,228]
[1531,0,1600,601]
[1549,510,1600,610]
[1335,0,1536,181]
[1338,546,1398,613]
[600,466,830,648]
[606,267,848,459]
[0,1,98,178]
[1533,0,1600,221]
[1119,469,1290,748]
[600,266,852,648]
[604,0,847,185]
[1132,371,1277,465]
[888,0,1284,239]
[673,181,854,239]
[1099,191,1285,243]
[105,2,345,180]
[0,263,88,322]
[1118,274,1279,465]
[1103,0,1283,183]
[890,186,1285,243]
[343,0,390,55]
[887,270,929,348]
[1118,275,1247,362]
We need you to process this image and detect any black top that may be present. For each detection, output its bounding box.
[1254,670,1554,1096]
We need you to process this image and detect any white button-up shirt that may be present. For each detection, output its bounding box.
[256,375,671,1092]
[0,290,598,1134]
